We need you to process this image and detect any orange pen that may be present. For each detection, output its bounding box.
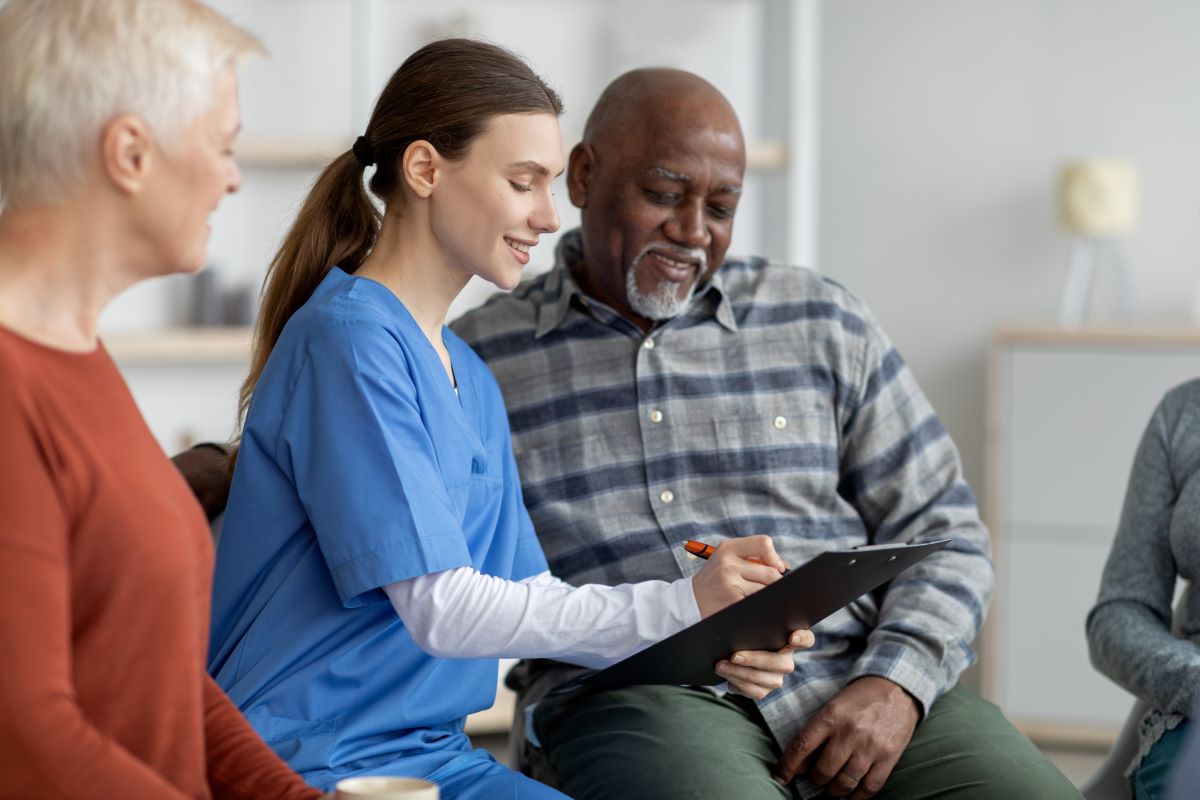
[681,539,769,566]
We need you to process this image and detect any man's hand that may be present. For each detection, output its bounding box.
[716,629,814,700]
[691,535,788,618]
[774,676,919,799]
[170,442,234,522]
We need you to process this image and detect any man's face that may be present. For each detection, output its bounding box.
[570,111,745,327]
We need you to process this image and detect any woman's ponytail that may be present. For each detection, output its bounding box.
[236,150,378,429]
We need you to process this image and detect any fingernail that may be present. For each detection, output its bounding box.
[732,654,747,665]
[790,632,805,645]
[715,662,728,675]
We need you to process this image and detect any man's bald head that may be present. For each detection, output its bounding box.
[566,68,747,333]
[582,68,744,152]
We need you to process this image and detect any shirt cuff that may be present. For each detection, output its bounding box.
[670,574,703,628]
[844,638,945,720]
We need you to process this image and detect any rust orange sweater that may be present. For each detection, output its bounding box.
[0,327,321,800]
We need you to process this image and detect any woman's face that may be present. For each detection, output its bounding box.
[428,112,563,291]
[139,67,243,275]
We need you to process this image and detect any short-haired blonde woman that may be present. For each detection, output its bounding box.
[0,2,321,797]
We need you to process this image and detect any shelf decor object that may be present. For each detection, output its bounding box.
[1056,160,1138,327]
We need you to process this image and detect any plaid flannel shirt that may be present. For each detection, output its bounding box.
[451,230,993,795]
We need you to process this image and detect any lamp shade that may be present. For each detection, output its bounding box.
[1058,160,1138,237]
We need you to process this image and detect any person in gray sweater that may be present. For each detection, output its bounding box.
[1088,379,1200,800]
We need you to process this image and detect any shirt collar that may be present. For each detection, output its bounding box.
[704,270,739,333]
[533,233,587,338]
[533,229,739,338]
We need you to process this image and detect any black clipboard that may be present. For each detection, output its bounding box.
[582,538,951,689]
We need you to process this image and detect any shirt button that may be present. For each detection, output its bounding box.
[643,338,656,350]
[649,409,664,423]
[774,415,788,430]
[660,489,675,504]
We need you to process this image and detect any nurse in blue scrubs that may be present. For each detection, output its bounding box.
[208,39,808,798]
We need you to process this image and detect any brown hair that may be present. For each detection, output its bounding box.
[236,38,562,435]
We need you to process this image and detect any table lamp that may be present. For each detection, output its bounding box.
[1057,160,1138,326]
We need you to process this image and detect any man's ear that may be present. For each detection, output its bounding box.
[101,114,153,196]
[401,140,439,199]
[566,142,595,210]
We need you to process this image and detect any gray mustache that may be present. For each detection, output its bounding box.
[634,245,707,271]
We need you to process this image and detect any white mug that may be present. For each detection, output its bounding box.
[333,776,439,799]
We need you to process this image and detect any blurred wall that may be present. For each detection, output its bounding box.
[819,0,1200,504]
[99,0,786,331]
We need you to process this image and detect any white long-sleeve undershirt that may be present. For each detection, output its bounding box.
[383,567,701,670]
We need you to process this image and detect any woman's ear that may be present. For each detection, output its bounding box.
[401,140,439,199]
[101,114,153,196]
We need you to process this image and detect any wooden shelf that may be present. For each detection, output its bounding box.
[104,327,252,364]
[237,137,351,168]
[993,325,1200,346]
[1017,721,1119,751]
[745,139,787,171]
[237,136,789,172]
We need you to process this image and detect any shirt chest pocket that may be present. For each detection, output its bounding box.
[439,442,493,520]
[709,408,841,524]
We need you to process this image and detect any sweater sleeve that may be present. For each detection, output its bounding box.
[203,677,322,800]
[0,382,188,799]
[1086,390,1200,716]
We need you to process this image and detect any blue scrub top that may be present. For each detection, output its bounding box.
[208,267,548,784]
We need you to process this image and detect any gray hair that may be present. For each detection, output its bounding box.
[0,0,263,210]
[625,244,707,320]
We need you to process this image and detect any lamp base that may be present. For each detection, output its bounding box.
[1058,238,1134,327]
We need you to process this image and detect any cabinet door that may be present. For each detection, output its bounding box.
[999,530,1134,727]
[1006,347,1200,529]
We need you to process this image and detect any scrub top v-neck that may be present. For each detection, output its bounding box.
[208,267,547,785]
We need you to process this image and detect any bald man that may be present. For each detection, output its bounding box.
[449,69,1079,799]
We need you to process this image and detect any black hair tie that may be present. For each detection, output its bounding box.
[352,135,375,167]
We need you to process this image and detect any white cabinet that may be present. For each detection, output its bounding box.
[984,327,1200,745]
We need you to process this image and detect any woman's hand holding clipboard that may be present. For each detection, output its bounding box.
[583,537,952,690]
[681,535,812,698]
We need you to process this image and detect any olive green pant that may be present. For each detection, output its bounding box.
[530,684,1082,800]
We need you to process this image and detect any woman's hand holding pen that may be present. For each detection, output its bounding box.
[689,534,788,618]
[688,535,815,700]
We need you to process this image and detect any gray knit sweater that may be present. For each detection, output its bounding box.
[1087,378,1200,767]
